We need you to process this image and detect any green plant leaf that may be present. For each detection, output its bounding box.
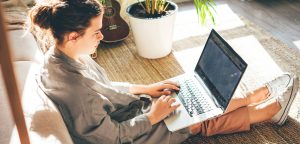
[98,0,105,5]
[205,4,215,24]
[193,0,216,25]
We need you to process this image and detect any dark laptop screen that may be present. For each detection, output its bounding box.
[195,30,247,109]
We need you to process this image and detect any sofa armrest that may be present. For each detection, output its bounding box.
[0,61,74,144]
[8,30,43,63]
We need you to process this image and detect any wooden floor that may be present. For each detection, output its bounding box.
[179,0,300,51]
[218,0,300,51]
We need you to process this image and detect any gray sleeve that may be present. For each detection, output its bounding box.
[75,94,152,144]
[111,82,132,93]
[87,80,139,106]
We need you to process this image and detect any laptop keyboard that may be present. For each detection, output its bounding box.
[176,78,213,117]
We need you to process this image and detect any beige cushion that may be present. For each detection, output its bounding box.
[0,61,73,144]
[8,30,43,63]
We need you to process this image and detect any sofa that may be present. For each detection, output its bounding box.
[0,30,74,144]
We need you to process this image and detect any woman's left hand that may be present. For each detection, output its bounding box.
[146,81,180,97]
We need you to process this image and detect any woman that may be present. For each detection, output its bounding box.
[29,0,298,143]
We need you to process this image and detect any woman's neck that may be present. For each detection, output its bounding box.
[56,44,82,63]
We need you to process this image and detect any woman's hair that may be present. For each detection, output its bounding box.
[28,0,102,52]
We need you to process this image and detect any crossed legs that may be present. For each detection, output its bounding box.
[227,86,281,124]
[189,86,281,135]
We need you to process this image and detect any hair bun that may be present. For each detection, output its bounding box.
[31,5,53,29]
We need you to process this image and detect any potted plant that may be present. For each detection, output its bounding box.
[126,0,215,59]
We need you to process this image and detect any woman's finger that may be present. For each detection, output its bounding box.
[163,95,172,102]
[158,95,166,101]
[158,84,179,91]
[160,90,171,95]
[167,98,176,104]
[163,81,180,87]
[170,103,180,110]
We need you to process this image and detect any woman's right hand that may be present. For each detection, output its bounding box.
[146,95,180,125]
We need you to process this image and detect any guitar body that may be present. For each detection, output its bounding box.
[102,0,130,43]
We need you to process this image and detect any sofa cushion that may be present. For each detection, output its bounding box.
[0,66,15,144]
[0,61,73,143]
[8,30,43,63]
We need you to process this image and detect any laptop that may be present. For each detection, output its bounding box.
[164,29,247,132]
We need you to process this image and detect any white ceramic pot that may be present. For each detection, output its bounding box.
[126,1,178,59]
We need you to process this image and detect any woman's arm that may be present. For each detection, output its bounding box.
[75,93,179,143]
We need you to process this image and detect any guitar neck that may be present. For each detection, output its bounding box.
[105,0,113,8]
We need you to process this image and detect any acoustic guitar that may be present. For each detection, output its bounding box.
[101,0,130,43]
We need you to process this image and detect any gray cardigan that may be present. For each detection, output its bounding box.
[36,47,190,144]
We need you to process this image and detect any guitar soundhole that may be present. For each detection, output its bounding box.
[104,8,115,17]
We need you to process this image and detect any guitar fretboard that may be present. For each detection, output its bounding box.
[105,0,113,8]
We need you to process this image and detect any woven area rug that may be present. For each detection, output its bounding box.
[95,14,300,143]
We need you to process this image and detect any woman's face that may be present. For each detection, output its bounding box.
[74,14,104,55]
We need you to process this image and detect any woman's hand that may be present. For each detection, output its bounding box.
[129,81,180,98]
[146,95,180,125]
[145,81,180,97]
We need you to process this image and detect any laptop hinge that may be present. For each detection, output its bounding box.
[193,72,223,110]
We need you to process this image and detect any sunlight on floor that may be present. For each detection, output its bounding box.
[228,35,283,88]
[173,45,202,72]
[293,40,300,50]
[174,3,245,41]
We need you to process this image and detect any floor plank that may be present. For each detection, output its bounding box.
[216,0,300,51]
[178,0,300,51]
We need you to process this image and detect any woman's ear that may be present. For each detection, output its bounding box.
[68,32,80,41]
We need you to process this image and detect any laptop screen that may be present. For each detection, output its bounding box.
[195,29,247,109]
